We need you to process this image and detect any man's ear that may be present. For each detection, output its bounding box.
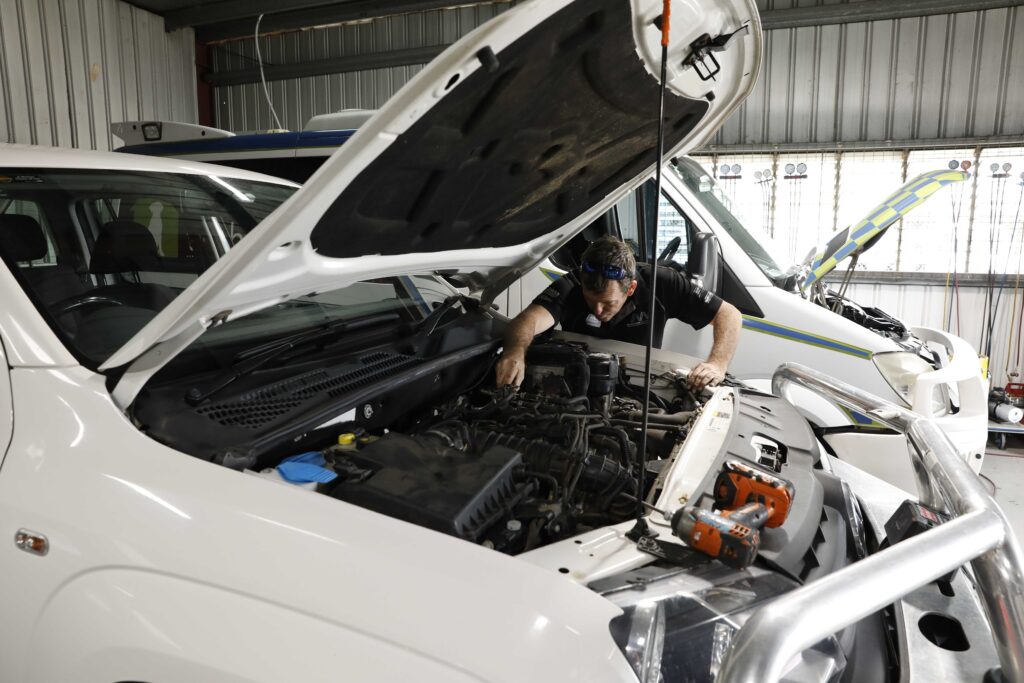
[626,279,638,297]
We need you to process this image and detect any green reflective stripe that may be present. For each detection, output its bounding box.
[804,169,968,288]
[742,316,873,359]
[838,404,889,429]
[540,267,564,282]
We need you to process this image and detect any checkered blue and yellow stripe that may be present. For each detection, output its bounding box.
[802,169,968,289]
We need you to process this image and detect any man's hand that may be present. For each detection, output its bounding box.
[495,352,527,387]
[495,305,556,387]
[688,361,725,392]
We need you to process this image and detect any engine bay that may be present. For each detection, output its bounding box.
[136,318,858,578]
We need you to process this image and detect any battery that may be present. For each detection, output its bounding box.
[884,500,957,584]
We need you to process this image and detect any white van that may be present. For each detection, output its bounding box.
[507,159,988,490]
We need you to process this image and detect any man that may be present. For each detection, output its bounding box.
[495,236,742,391]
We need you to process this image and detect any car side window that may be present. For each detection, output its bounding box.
[655,191,691,265]
[614,183,692,265]
[0,198,58,265]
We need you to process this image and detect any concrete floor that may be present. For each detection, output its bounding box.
[982,441,1024,546]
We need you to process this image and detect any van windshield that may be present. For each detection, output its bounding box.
[670,158,799,286]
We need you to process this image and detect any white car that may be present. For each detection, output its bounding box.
[0,1,1019,682]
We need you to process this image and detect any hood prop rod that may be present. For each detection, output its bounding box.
[628,0,673,542]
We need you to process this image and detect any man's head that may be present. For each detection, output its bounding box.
[579,236,638,323]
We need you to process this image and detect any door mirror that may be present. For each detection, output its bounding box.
[687,232,721,293]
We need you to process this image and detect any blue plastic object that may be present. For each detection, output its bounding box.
[276,451,338,484]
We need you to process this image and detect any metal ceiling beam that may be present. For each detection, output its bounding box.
[205,44,445,85]
[199,0,1024,82]
[167,0,358,30]
[192,0,508,41]
[760,0,1024,30]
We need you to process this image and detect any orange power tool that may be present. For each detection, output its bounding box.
[713,459,795,528]
[670,501,768,570]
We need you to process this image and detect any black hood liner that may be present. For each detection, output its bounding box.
[310,0,709,258]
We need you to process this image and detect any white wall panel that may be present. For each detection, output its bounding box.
[212,1,518,132]
[707,6,1024,147]
[209,3,1021,147]
[0,0,196,151]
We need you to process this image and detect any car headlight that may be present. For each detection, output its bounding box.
[872,351,944,412]
[596,562,846,683]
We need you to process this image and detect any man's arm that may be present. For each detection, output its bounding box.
[495,304,556,386]
[688,300,741,391]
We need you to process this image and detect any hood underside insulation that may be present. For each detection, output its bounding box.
[310,0,708,258]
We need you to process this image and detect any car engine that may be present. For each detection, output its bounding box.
[324,340,699,552]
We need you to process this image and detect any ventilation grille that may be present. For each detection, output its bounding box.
[799,508,833,582]
[195,352,418,430]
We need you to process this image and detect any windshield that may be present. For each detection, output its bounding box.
[670,157,798,285]
[0,167,302,365]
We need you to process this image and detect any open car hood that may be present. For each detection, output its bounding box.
[103,0,761,407]
[801,169,968,290]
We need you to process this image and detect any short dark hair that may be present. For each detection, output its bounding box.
[580,236,636,293]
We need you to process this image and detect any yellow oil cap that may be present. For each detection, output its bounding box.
[337,433,357,446]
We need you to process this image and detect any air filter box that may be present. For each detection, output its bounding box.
[326,433,523,541]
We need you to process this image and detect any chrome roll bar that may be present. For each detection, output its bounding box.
[717,362,1024,683]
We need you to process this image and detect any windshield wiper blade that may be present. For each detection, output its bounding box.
[185,312,400,405]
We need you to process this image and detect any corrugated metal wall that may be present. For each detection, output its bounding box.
[0,0,197,151]
[211,2,518,132]
[844,280,1022,390]
[210,2,1024,147]
[713,5,1024,147]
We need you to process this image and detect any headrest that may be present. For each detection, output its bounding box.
[90,220,161,274]
[0,214,48,262]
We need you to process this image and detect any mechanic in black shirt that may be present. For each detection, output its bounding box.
[495,236,742,391]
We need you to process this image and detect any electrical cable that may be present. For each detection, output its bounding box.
[986,176,1022,365]
[254,14,284,131]
[947,181,966,334]
[979,472,998,497]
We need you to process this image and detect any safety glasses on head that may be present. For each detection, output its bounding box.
[582,260,631,280]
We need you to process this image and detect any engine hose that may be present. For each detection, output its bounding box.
[590,425,636,463]
[471,428,631,497]
[608,419,684,436]
[613,409,694,426]
[521,469,561,497]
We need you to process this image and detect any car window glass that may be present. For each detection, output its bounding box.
[616,191,641,257]
[671,157,796,284]
[656,191,690,264]
[0,168,297,367]
[1,198,58,265]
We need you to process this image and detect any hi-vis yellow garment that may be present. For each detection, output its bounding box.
[801,170,968,289]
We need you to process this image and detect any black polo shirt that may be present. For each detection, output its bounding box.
[532,264,723,346]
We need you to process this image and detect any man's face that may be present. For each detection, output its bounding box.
[582,279,638,323]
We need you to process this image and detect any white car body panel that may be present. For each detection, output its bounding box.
[2,364,644,682]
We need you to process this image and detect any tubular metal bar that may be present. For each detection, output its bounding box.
[716,362,1024,683]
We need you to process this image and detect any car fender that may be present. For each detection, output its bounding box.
[26,568,477,683]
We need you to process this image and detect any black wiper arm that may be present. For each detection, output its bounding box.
[414,295,464,336]
[185,312,400,405]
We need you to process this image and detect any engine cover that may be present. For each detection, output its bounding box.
[326,433,525,542]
